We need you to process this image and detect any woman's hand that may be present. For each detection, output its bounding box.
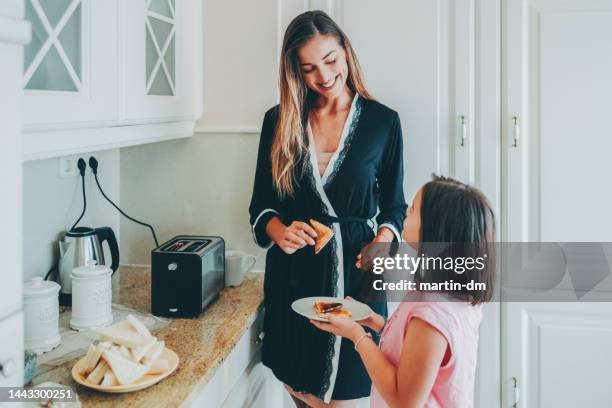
[266,217,317,254]
[310,316,366,344]
[356,227,394,270]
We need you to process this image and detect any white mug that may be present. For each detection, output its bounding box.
[225,250,256,287]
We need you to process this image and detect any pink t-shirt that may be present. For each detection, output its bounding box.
[370,293,482,408]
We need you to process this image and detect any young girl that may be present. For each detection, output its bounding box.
[310,175,496,408]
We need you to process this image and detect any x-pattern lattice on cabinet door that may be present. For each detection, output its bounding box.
[146,0,176,95]
[23,0,82,91]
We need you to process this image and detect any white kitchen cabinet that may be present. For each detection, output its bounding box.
[0,0,28,387]
[0,313,25,387]
[21,0,203,161]
[22,0,118,130]
[504,302,612,408]
[503,0,612,243]
[502,0,612,406]
[183,311,283,408]
[451,0,476,185]
[121,0,201,124]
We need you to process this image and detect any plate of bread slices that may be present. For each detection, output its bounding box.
[72,315,179,393]
[291,297,373,322]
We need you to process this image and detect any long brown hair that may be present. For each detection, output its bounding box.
[272,10,372,197]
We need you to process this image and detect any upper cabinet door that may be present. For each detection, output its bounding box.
[121,0,202,124]
[504,0,612,242]
[451,0,476,185]
[22,0,118,129]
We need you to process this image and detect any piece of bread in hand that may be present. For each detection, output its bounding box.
[309,219,334,254]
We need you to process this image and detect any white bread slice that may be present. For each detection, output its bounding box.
[97,319,147,348]
[127,314,152,339]
[86,360,109,385]
[83,343,104,374]
[131,337,156,362]
[142,340,164,365]
[102,349,148,385]
[100,370,119,387]
[100,341,113,350]
[119,345,132,360]
[146,358,169,375]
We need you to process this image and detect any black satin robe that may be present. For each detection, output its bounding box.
[248,95,407,401]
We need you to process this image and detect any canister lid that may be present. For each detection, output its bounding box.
[23,276,60,298]
[72,260,112,277]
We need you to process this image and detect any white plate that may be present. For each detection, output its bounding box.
[291,296,373,322]
[72,347,179,393]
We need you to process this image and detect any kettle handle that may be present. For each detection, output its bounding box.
[96,227,120,274]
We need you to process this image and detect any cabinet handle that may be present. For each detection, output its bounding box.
[254,331,264,345]
[0,358,16,378]
[512,377,520,407]
[458,116,467,147]
[512,116,520,147]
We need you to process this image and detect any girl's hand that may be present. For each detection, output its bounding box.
[267,219,317,254]
[310,316,365,344]
[345,296,385,333]
[356,313,386,333]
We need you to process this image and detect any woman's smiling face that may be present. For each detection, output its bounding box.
[297,34,349,98]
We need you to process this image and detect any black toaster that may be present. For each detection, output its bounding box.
[151,235,225,318]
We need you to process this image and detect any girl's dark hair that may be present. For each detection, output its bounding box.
[416,175,496,305]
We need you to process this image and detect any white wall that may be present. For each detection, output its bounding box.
[23,149,120,281]
[119,134,262,266]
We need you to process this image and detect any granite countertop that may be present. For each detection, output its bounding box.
[33,266,264,407]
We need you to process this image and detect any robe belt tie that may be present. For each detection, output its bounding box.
[317,214,376,230]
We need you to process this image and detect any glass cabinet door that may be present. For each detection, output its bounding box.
[23,0,82,91]
[145,0,176,95]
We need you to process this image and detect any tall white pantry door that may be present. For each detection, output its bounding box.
[503,0,612,407]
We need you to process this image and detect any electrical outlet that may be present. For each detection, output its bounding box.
[58,154,98,178]
[59,156,78,178]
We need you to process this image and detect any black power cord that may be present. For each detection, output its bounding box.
[46,158,88,281]
[70,158,88,230]
[89,156,159,247]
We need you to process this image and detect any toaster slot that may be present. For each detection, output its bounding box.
[182,240,210,253]
[160,238,192,252]
[160,238,212,253]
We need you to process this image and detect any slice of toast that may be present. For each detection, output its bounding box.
[310,219,334,254]
[314,301,353,319]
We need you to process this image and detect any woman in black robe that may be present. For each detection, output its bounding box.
[249,11,407,407]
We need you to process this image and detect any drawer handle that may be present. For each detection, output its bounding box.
[253,332,264,345]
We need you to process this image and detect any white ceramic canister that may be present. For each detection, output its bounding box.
[23,277,61,354]
[70,260,113,331]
